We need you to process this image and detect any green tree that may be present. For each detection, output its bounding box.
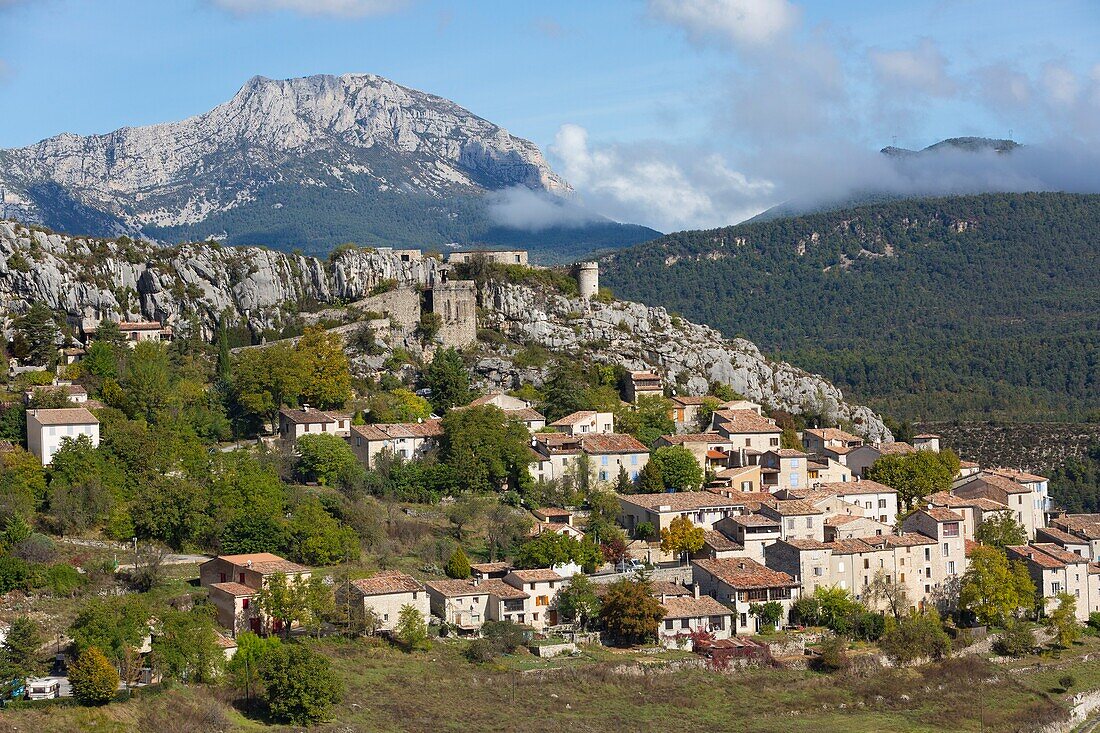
[69,596,150,668]
[285,496,358,566]
[296,434,363,486]
[254,572,308,639]
[440,405,532,494]
[93,320,125,348]
[650,446,704,491]
[865,450,960,509]
[295,326,352,410]
[151,608,224,683]
[1046,593,1081,648]
[69,646,120,705]
[13,303,59,366]
[812,586,861,631]
[367,388,432,423]
[121,341,175,423]
[259,644,342,725]
[513,532,600,570]
[879,610,951,664]
[960,545,1035,626]
[0,447,46,521]
[556,574,601,629]
[425,347,472,413]
[636,459,664,494]
[613,464,633,494]
[659,515,705,564]
[445,547,472,579]
[2,616,44,680]
[221,514,288,555]
[749,601,784,631]
[599,578,666,646]
[81,340,119,381]
[994,620,1036,657]
[45,563,83,596]
[615,395,675,447]
[233,343,306,433]
[131,475,207,550]
[225,632,280,696]
[974,510,1028,550]
[394,603,430,652]
[542,362,590,422]
[485,504,532,562]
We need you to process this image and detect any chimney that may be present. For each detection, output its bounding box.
[693,583,701,599]
[471,577,479,587]
[302,404,311,412]
[738,561,746,569]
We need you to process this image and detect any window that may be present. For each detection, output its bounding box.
[900,573,905,582]
[740,613,747,627]
[536,595,549,606]
[942,542,950,557]
[242,598,250,609]
[943,523,960,538]
[924,548,931,561]
[666,620,674,630]
[598,471,608,481]
[787,519,795,530]
[631,454,638,465]
[838,561,845,573]
[863,559,869,569]
[219,573,226,583]
[745,439,751,447]
[681,619,690,629]
[791,474,799,487]
[947,561,956,575]
[601,455,609,466]
[239,573,246,584]
[383,613,389,621]
[1052,582,1062,594]
[813,567,823,577]
[878,499,887,509]
[770,438,779,447]
[805,517,813,529]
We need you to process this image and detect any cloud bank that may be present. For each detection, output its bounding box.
[532,0,1100,233]
[484,186,601,232]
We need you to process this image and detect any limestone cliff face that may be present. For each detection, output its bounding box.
[0,220,889,440]
[0,73,570,238]
[482,281,891,441]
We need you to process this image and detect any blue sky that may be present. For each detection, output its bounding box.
[1,0,1098,230]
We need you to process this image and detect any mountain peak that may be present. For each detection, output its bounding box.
[881,136,1020,157]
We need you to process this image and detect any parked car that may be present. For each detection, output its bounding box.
[615,558,645,573]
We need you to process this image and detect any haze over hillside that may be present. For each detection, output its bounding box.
[0,74,658,261]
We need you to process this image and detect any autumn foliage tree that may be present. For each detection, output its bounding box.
[660,516,705,564]
[599,578,665,646]
[959,545,1036,626]
[69,646,119,705]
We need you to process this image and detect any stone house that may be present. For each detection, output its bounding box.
[824,514,893,541]
[1007,544,1100,621]
[802,427,864,457]
[760,449,809,492]
[447,249,528,266]
[711,514,782,563]
[710,409,782,455]
[278,406,351,442]
[464,393,546,432]
[624,371,663,403]
[758,500,825,542]
[548,410,615,436]
[617,491,743,536]
[955,473,1043,539]
[530,432,648,485]
[655,433,736,474]
[26,407,99,465]
[1036,526,1093,558]
[900,508,968,589]
[692,558,799,634]
[23,382,87,405]
[658,588,734,649]
[708,464,764,493]
[199,553,311,636]
[348,419,443,469]
[334,571,430,633]
[807,456,852,485]
[812,480,899,526]
[1047,515,1100,561]
[426,569,563,631]
[669,395,709,432]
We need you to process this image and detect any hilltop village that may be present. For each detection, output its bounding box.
[0,244,1095,729]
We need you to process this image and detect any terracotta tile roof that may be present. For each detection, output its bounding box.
[713,466,761,480]
[1007,545,1070,569]
[116,321,167,331]
[578,433,649,454]
[350,571,424,596]
[630,370,662,381]
[467,393,517,407]
[960,460,980,468]
[825,514,867,526]
[703,530,744,552]
[209,553,310,575]
[959,474,1032,496]
[927,491,970,508]
[505,407,545,422]
[481,579,530,600]
[1037,527,1090,546]
[813,480,896,496]
[965,539,980,557]
[350,419,443,440]
[550,410,598,426]
[769,449,808,458]
[914,433,940,439]
[426,579,493,598]
[661,595,732,619]
[470,562,513,575]
[533,507,572,518]
[919,507,965,523]
[279,407,342,424]
[782,538,830,550]
[706,449,730,460]
[876,442,916,455]
[214,632,237,649]
[671,396,709,406]
[27,407,99,425]
[864,532,936,548]
[1055,515,1100,540]
[988,468,1049,484]
[692,558,798,589]
[650,581,693,597]
[508,569,562,583]
[209,582,256,597]
[727,514,781,528]
[713,409,780,434]
[619,491,743,512]
[1030,543,1089,565]
[765,499,823,516]
[804,428,863,443]
[829,538,876,555]
[659,433,732,445]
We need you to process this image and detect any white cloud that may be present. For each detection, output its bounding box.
[485,186,600,231]
[549,124,775,232]
[869,38,957,98]
[648,0,798,49]
[210,0,406,17]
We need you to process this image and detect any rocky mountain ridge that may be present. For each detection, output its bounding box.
[0,74,658,258]
[0,220,889,440]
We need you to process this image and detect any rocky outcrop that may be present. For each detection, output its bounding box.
[0,220,889,439]
[483,281,891,441]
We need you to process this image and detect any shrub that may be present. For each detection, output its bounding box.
[1059,674,1076,692]
[814,635,850,673]
[259,644,341,725]
[394,604,429,652]
[69,646,120,705]
[444,547,471,579]
[995,620,1036,657]
[879,611,951,664]
[45,563,83,596]
[634,521,656,541]
[481,621,525,654]
[464,638,497,663]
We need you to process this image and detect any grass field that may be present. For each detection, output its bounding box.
[5,632,1100,733]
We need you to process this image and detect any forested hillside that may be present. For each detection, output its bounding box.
[602,193,1100,422]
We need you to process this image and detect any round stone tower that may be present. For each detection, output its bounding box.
[576,261,599,300]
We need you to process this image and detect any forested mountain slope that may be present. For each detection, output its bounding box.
[602,193,1100,422]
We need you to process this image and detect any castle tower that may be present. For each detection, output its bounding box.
[576,261,599,300]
